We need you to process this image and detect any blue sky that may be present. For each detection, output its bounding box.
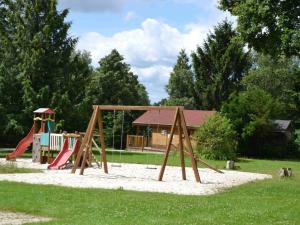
[58,0,233,103]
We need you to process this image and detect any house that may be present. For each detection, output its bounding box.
[127,110,216,151]
[272,120,293,141]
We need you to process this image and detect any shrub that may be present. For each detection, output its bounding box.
[221,88,284,157]
[194,113,237,160]
[295,130,300,147]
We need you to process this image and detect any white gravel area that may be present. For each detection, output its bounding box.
[0,159,272,196]
[0,211,51,225]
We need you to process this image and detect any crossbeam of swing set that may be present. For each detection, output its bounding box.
[72,105,221,183]
[94,105,183,111]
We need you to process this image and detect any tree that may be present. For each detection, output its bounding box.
[166,49,195,108]
[86,49,150,148]
[192,20,250,110]
[0,0,91,144]
[242,54,300,122]
[219,0,300,57]
[221,88,284,157]
[194,113,237,160]
[88,49,149,106]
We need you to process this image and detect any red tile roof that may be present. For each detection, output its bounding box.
[133,110,216,128]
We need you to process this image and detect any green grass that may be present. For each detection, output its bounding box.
[0,149,299,224]
[0,149,32,159]
[0,163,41,174]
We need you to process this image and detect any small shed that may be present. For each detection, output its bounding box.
[128,110,215,151]
[271,120,294,145]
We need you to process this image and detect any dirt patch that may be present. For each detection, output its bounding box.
[0,211,51,225]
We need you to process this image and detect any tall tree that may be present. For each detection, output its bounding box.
[166,49,195,109]
[219,0,300,57]
[88,49,149,106]
[192,20,250,110]
[0,0,91,144]
[242,54,300,122]
[86,49,150,148]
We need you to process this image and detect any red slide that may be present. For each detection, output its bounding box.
[48,139,79,170]
[6,125,35,160]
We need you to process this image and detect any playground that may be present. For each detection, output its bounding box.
[1,106,272,196]
[1,106,299,224]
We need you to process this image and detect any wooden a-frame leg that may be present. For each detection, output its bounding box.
[178,114,186,180]
[80,146,89,175]
[98,110,108,173]
[179,109,201,183]
[71,106,99,174]
[158,108,179,181]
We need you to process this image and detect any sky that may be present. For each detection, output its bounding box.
[58,0,234,103]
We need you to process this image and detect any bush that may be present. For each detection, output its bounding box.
[295,130,300,147]
[194,113,237,160]
[221,88,284,157]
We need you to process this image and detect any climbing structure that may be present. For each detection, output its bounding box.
[6,108,55,160]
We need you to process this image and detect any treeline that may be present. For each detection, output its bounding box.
[0,0,299,158]
[163,2,300,158]
[0,0,149,146]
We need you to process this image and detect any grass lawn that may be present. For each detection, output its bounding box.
[0,149,299,224]
[0,163,41,174]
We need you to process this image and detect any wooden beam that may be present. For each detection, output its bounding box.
[158,107,179,181]
[179,109,201,183]
[177,115,186,180]
[94,105,184,111]
[98,109,108,173]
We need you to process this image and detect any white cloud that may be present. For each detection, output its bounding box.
[124,11,138,21]
[77,18,210,102]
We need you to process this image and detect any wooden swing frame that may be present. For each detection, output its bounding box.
[71,105,222,183]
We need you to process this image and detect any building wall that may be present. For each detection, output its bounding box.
[150,127,196,150]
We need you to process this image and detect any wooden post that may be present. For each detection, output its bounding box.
[179,109,201,183]
[177,114,186,180]
[98,110,108,173]
[158,108,179,181]
[80,145,89,175]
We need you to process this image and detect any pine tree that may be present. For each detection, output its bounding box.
[166,49,195,109]
[0,0,91,143]
[86,49,150,148]
[192,20,251,110]
[88,49,149,106]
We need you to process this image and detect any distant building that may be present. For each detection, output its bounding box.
[270,120,294,146]
[127,110,215,151]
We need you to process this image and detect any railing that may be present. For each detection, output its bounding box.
[49,134,63,151]
[126,135,145,151]
[49,133,78,151]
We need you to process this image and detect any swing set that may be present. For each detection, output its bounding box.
[71,105,222,183]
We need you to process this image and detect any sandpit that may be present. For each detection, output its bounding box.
[0,159,272,195]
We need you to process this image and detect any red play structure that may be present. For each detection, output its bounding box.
[6,108,55,160]
[48,138,79,170]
